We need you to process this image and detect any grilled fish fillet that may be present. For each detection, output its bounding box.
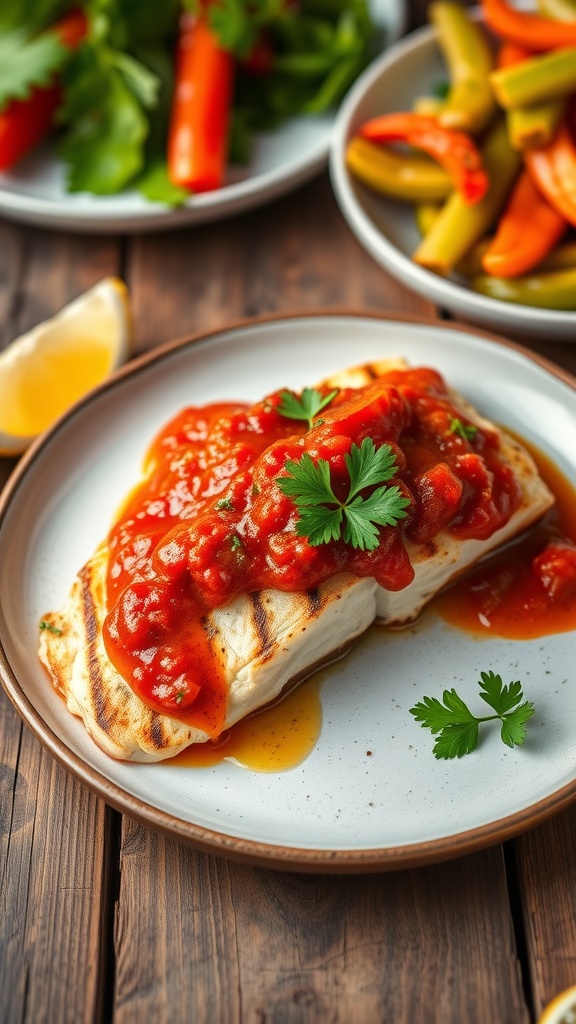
[38,361,554,762]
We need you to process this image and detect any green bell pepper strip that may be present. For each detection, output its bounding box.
[472,266,576,308]
[507,100,566,151]
[428,1,497,135]
[490,49,576,109]
[413,118,521,274]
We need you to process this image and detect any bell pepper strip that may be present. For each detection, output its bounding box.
[359,114,488,204]
[414,202,441,236]
[413,118,521,274]
[481,0,576,50]
[472,266,576,308]
[345,136,453,203]
[460,236,576,278]
[428,1,496,135]
[524,120,576,227]
[481,169,566,278]
[490,48,576,108]
[0,9,87,172]
[537,0,576,21]
[496,42,565,150]
[167,14,235,193]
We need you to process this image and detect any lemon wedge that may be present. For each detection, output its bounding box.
[538,986,576,1024]
[0,277,132,456]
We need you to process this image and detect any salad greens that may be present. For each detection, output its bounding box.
[0,0,377,204]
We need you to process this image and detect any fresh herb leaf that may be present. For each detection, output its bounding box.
[432,79,451,100]
[410,673,536,759]
[276,437,410,551]
[277,387,338,431]
[449,417,478,441]
[136,159,188,207]
[0,26,68,111]
[230,534,243,551]
[216,497,235,511]
[39,619,63,636]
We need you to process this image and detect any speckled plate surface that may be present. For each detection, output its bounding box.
[1,312,576,872]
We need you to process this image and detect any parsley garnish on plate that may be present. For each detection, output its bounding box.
[276,437,410,551]
[39,620,63,636]
[277,387,339,431]
[410,671,536,759]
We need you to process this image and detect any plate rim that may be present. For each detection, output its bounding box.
[1,307,576,873]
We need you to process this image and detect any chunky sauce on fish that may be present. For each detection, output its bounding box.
[102,369,524,731]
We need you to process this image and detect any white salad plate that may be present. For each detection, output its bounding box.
[0,0,404,234]
[329,7,576,341]
[1,311,576,872]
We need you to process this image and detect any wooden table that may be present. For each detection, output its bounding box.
[2,64,576,1024]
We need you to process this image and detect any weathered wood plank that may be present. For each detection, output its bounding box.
[113,825,529,1024]
[0,225,121,1024]
[514,808,576,1019]
[127,175,435,353]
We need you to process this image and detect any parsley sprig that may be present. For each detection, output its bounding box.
[410,671,536,760]
[277,387,339,431]
[276,437,410,551]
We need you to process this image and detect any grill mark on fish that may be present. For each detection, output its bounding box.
[250,591,273,656]
[365,363,379,380]
[149,714,167,750]
[306,588,322,615]
[80,566,114,734]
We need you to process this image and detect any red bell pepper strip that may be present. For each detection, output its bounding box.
[497,42,530,69]
[524,119,576,227]
[482,0,576,51]
[0,9,87,172]
[359,113,489,205]
[167,14,235,193]
[481,169,566,277]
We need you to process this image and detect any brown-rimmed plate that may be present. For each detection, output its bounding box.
[1,311,576,872]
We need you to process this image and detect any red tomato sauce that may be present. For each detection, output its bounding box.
[435,443,576,639]
[102,368,523,730]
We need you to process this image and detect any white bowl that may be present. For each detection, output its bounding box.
[329,19,576,342]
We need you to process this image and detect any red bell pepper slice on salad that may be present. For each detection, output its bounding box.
[167,14,235,193]
[0,9,87,172]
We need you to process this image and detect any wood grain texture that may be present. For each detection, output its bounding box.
[0,227,121,1024]
[113,825,529,1024]
[514,808,576,1019]
[127,175,436,352]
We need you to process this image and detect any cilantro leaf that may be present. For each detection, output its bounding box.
[277,388,339,430]
[449,417,478,441]
[410,673,536,759]
[277,438,410,552]
[136,159,189,207]
[0,26,68,111]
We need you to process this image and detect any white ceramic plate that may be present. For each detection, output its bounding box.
[329,9,576,341]
[1,312,576,872]
[0,0,404,234]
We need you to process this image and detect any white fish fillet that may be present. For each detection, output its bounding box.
[38,361,554,761]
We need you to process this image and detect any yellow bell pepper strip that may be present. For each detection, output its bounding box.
[481,0,576,50]
[344,136,453,203]
[481,169,566,277]
[415,202,441,235]
[413,117,521,274]
[537,0,576,21]
[359,114,488,204]
[428,1,497,135]
[472,266,576,308]
[496,42,565,151]
[524,120,576,227]
[490,48,576,108]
